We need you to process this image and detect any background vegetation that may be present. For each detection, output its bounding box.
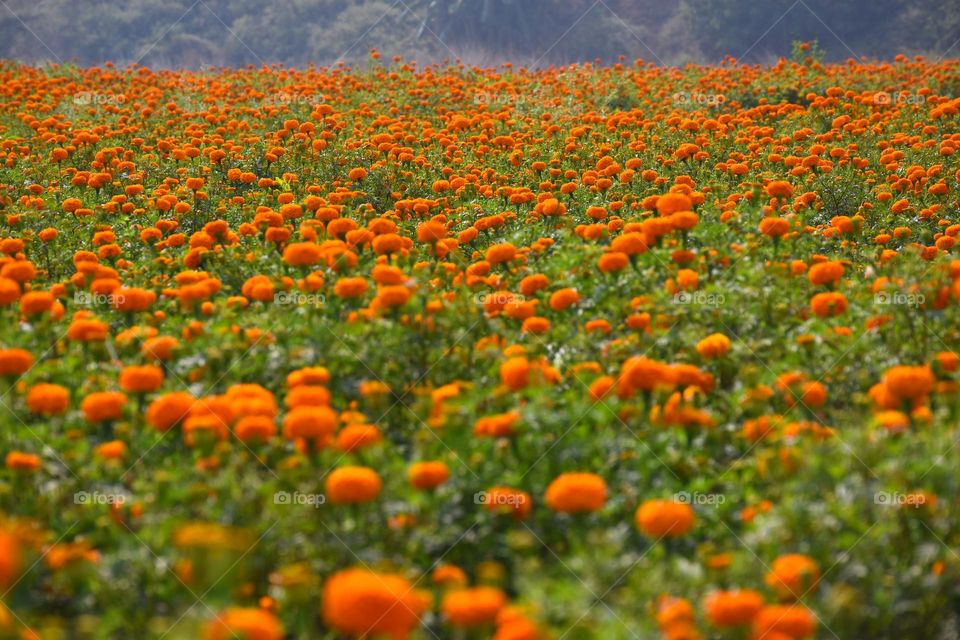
[0,0,958,68]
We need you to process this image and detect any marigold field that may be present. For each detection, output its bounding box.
[1,51,960,639]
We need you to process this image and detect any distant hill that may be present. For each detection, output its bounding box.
[0,0,957,68]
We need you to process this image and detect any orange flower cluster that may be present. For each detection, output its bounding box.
[1,52,959,637]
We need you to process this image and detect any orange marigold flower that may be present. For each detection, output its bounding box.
[474,411,520,437]
[119,364,164,393]
[112,287,156,312]
[703,589,765,627]
[676,269,699,291]
[204,608,284,640]
[807,261,844,286]
[67,317,109,342]
[521,316,550,334]
[94,440,127,460]
[759,217,790,237]
[285,385,331,408]
[371,264,406,285]
[544,472,608,513]
[500,357,530,391]
[409,461,450,490]
[442,587,507,628]
[5,451,41,472]
[287,366,330,387]
[598,251,629,273]
[670,210,699,231]
[241,276,275,303]
[810,291,847,317]
[142,336,179,361]
[936,351,959,373]
[146,392,194,432]
[883,365,935,401]
[0,348,32,376]
[431,564,467,587]
[335,423,382,452]
[611,232,647,256]
[752,604,817,639]
[0,530,22,588]
[765,554,820,599]
[20,291,54,316]
[486,243,517,265]
[282,242,322,267]
[589,375,614,401]
[235,415,277,443]
[26,383,69,415]
[635,499,695,538]
[81,391,126,423]
[334,277,368,299]
[372,233,405,255]
[656,193,693,216]
[1,260,35,283]
[0,277,20,305]
[766,181,794,198]
[656,595,695,629]
[539,197,566,217]
[325,466,382,504]
[283,405,338,442]
[695,333,731,359]
[417,220,447,243]
[322,568,430,640]
[377,285,412,308]
[549,287,580,311]
[619,356,674,395]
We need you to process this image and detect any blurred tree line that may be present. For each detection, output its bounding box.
[0,0,957,67]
